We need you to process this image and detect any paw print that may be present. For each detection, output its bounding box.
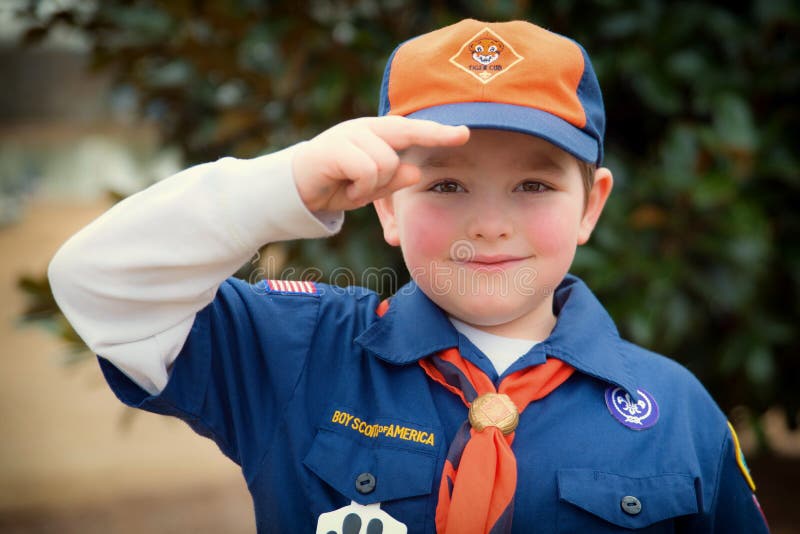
[326,512,384,534]
[316,502,406,534]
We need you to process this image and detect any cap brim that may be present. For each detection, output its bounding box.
[405,102,598,164]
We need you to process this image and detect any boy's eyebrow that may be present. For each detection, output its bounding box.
[516,153,569,174]
[417,153,464,169]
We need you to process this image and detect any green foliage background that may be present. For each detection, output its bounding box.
[17,1,800,443]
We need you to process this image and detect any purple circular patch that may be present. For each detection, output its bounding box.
[604,386,659,430]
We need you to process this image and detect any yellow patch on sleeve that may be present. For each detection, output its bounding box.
[727,421,756,492]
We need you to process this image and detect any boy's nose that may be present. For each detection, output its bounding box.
[466,208,513,241]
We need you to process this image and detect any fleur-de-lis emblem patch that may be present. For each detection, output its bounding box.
[604,387,659,430]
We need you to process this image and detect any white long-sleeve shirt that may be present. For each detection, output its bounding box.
[48,144,342,395]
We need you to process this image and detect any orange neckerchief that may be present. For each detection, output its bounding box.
[375,299,575,533]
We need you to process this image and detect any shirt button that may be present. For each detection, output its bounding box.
[355,472,376,494]
[620,495,642,515]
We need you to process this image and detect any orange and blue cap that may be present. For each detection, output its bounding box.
[379,19,605,165]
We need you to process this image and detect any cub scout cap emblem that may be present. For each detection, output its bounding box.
[449,27,523,83]
[605,387,659,430]
[469,393,519,435]
[379,18,606,164]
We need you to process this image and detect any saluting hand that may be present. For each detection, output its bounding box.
[292,116,470,213]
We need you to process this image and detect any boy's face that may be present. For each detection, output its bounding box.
[374,128,612,339]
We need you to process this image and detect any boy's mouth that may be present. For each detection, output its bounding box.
[455,254,530,270]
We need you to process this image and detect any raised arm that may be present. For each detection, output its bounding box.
[48,117,468,395]
[47,145,341,394]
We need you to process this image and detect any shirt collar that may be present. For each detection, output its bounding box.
[355,274,639,396]
[354,281,460,363]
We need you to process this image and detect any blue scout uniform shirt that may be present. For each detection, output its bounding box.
[99,274,769,533]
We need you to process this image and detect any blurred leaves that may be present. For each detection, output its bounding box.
[15,0,800,440]
[17,274,94,365]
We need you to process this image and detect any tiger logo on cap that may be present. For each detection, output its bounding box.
[449,28,523,84]
[470,38,504,65]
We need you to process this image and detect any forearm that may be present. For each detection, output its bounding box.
[48,144,342,394]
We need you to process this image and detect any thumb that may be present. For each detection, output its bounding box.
[370,163,422,201]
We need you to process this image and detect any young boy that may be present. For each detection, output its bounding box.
[48,19,769,533]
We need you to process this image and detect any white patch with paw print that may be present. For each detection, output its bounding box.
[316,501,407,534]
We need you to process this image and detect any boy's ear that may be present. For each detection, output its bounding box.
[373,196,401,246]
[577,167,613,245]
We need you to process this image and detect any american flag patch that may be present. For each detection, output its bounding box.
[265,279,317,294]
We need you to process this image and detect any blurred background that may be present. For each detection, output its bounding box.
[1,0,798,532]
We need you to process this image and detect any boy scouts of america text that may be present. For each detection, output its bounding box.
[331,410,436,447]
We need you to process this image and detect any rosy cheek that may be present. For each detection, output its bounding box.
[522,208,579,253]
[399,202,457,261]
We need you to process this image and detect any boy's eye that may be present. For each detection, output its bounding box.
[515,181,550,193]
[429,181,465,193]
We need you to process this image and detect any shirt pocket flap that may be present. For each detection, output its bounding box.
[557,468,698,528]
[304,428,438,505]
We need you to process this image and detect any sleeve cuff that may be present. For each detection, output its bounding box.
[215,143,344,250]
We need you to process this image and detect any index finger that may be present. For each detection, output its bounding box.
[366,116,470,151]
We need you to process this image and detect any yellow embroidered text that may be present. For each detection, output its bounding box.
[331,410,435,447]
